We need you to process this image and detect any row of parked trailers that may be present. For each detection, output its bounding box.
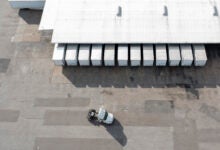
[52,44,207,67]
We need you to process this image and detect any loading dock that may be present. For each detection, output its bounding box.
[52,43,66,66]
[78,45,91,66]
[130,45,141,66]
[143,44,154,66]
[118,45,128,66]
[168,45,181,66]
[180,44,193,66]
[192,44,207,66]
[155,45,167,66]
[65,44,78,66]
[91,44,103,66]
[104,44,115,66]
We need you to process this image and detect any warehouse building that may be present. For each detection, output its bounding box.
[9,0,220,67]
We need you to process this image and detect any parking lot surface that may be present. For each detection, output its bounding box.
[0,1,220,150]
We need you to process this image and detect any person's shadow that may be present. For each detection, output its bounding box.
[89,118,127,147]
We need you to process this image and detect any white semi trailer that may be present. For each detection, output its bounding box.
[8,0,45,9]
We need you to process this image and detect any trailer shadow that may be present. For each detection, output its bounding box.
[88,118,127,147]
[63,46,219,85]
[62,45,220,92]
[18,9,42,24]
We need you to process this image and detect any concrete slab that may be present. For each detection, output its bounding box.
[43,110,90,125]
[125,127,173,150]
[143,44,154,66]
[34,97,90,107]
[52,44,66,66]
[118,45,128,66]
[173,119,198,150]
[65,44,78,66]
[114,112,174,127]
[199,143,220,150]
[0,109,20,122]
[78,44,90,66]
[104,44,115,66]
[199,103,220,122]
[155,44,167,66]
[130,44,141,66]
[0,58,10,73]
[168,44,181,66]
[198,129,220,143]
[43,110,174,126]
[91,44,103,66]
[145,100,174,113]
[34,138,122,150]
[180,44,193,66]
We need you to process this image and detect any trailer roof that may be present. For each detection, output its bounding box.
[40,0,220,43]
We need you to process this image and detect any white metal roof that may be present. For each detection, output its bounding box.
[40,0,220,43]
[39,0,59,30]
